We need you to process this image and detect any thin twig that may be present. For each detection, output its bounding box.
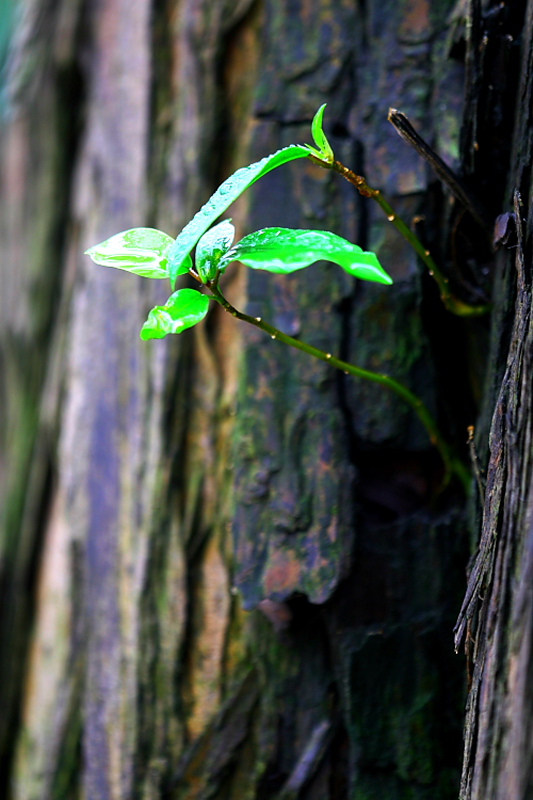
[387,108,492,237]
[327,159,490,318]
[274,719,333,800]
[207,279,471,493]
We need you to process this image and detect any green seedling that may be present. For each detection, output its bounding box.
[86,106,471,491]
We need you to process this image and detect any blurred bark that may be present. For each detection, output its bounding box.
[0,1,531,799]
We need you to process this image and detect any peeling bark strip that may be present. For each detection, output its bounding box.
[454,190,530,651]
[453,0,533,790]
[455,190,533,799]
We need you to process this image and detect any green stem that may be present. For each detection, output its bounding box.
[207,280,471,494]
[315,158,490,318]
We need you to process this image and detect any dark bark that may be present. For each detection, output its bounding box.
[453,4,533,798]
[1,1,532,799]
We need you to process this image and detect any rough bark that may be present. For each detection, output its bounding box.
[1,1,531,799]
[453,3,533,799]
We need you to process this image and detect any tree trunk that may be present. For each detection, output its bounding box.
[0,1,531,799]
[453,3,533,798]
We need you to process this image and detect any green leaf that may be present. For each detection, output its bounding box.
[310,104,334,163]
[221,228,393,285]
[140,288,210,340]
[167,144,309,288]
[85,228,179,279]
[195,220,235,283]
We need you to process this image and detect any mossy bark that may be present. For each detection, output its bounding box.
[1,1,531,799]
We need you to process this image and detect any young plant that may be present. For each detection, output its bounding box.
[85,106,471,492]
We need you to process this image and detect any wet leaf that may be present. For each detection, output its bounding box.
[222,228,393,285]
[195,220,235,282]
[140,288,210,340]
[167,144,309,287]
[85,228,178,278]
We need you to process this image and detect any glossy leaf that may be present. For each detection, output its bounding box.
[167,144,309,288]
[195,220,235,283]
[85,227,178,279]
[140,288,210,340]
[222,228,393,285]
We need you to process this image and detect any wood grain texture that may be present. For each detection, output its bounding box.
[453,5,533,798]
